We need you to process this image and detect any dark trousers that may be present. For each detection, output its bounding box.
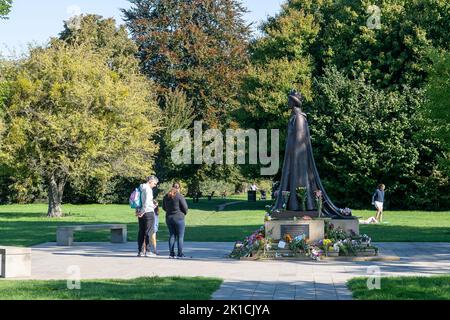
[167,219,185,257]
[138,212,155,252]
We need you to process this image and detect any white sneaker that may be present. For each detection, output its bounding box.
[147,252,157,257]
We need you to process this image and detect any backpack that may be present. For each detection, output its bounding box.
[129,187,142,209]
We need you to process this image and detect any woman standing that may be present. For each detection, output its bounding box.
[163,183,188,259]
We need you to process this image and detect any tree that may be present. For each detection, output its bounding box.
[0,42,161,217]
[0,0,12,19]
[239,0,450,209]
[423,50,450,149]
[308,67,448,209]
[237,0,320,180]
[122,0,251,128]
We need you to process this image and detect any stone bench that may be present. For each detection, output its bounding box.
[56,224,127,246]
[0,246,32,278]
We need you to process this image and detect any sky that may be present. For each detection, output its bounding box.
[0,0,285,58]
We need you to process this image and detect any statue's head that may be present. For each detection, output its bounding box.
[288,90,304,109]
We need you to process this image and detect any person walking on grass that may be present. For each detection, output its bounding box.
[163,182,188,259]
[137,176,159,257]
[372,184,386,223]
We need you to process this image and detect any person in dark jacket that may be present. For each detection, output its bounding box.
[372,184,386,223]
[163,182,188,259]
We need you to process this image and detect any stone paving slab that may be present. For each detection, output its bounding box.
[8,241,450,300]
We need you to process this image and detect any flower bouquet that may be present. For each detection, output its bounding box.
[289,234,308,255]
[295,186,308,212]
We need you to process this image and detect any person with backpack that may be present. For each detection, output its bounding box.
[163,182,188,259]
[134,176,159,257]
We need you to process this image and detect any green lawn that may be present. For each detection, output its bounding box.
[0,199,449,246]
[0,276,222,300]
[347,275,450,300]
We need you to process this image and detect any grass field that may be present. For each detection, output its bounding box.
[0,198,449,246]
[0,276,222,300]
[347,275,450,300]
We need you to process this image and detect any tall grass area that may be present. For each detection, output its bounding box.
[0,198,449,246]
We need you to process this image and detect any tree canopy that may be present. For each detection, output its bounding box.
[0,0,12,19]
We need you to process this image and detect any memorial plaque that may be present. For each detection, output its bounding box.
[280,224,310,239]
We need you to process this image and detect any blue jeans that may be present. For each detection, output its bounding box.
[167,219,185,257]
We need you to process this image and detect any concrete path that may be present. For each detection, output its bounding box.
[23,242,450,300]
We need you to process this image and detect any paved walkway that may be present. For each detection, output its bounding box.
[24,242,450,300]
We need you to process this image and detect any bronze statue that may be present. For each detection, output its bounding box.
[274,90,353,219]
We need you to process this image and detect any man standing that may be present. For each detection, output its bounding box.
[372,184,386,223]
[137,176,159,257]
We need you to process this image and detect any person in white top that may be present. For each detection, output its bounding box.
[250,183,258,191]
[137,176,159,257]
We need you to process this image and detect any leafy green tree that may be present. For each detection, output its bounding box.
[423,50,450,149]
[0,0,12,19]
[420,49,450,183]
[239,2,319,131]
[123,0,250,185]
[0,42,161,217]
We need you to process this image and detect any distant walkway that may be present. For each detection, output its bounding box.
[24,242,450,300]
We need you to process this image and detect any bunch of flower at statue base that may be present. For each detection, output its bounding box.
[281,191,291,211]
[339,208,352,217]
[314,190,323,217]
[295,187,308,212]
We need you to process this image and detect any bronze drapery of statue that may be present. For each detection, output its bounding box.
[273,90,353,219]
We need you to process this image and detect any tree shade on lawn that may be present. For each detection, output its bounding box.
[347,276,450,300]
[0,277,222,300]
[0,200,449,247]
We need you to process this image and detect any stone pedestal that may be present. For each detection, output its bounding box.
[0,246,32,278]
[331,219,360,235]
[265,219,326,243]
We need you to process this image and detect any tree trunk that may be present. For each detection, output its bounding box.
[47,174,65,218]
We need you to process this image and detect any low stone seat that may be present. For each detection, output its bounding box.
[56,224,127,246]
[0,246,32,278]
